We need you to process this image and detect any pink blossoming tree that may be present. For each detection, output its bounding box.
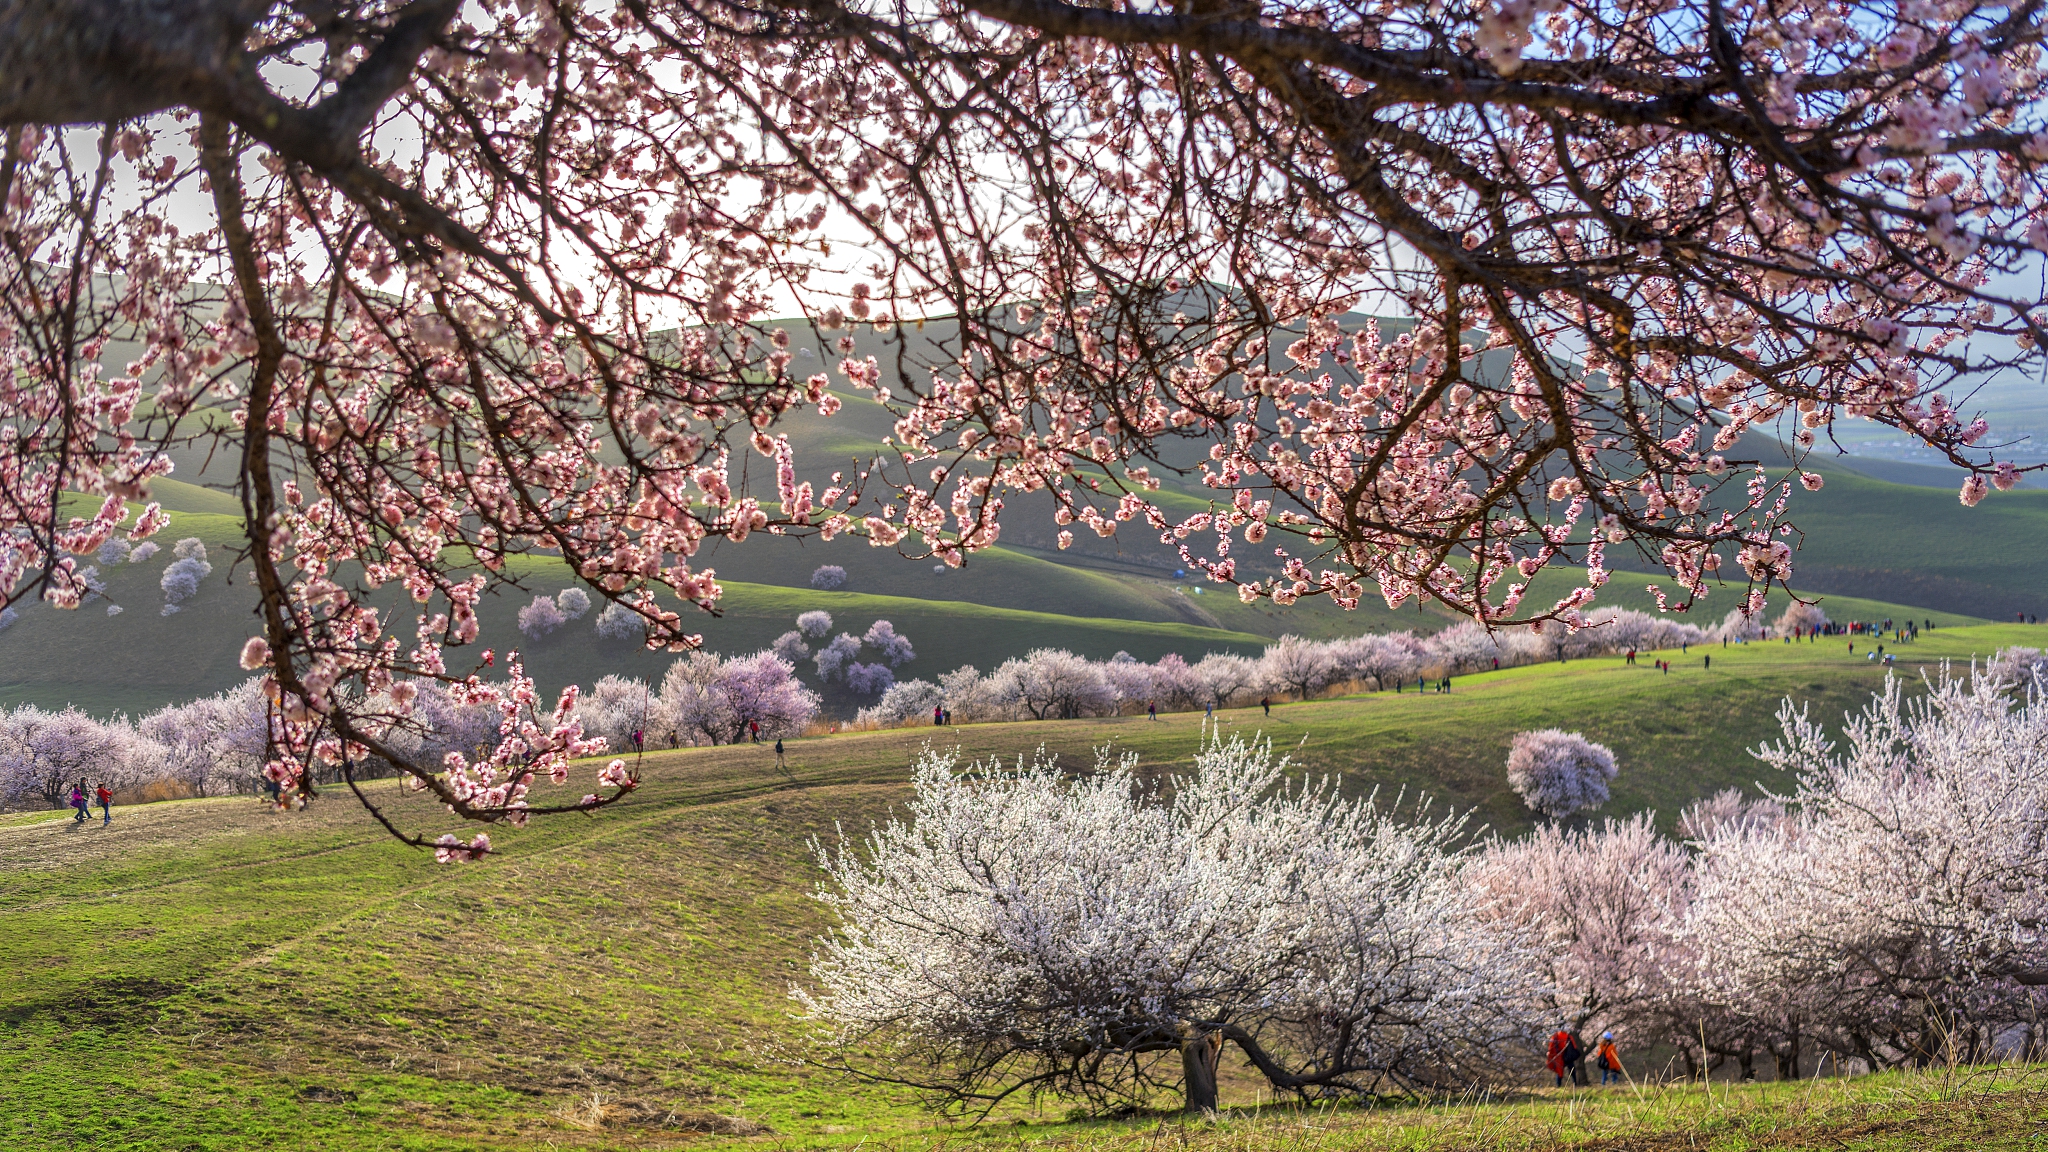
[4,0,2045,848]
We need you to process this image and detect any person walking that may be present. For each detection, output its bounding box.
[1626,649,1635,666]
[1703,653,1710,670]
[933,703,944,727]
[774,738,786,773]
[749,719,761,743]
[1546,1029,1572,1088]
[1147,700,1157,721]
[631,727,644,753]
[95,782,112,825]
[1565,1030,1588,1086]
[1260,696,1271,717]
[1595,1032,1625,1085]
[69,781,90,824]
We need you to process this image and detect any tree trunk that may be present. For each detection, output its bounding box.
[1181,1030,1220,1114]
[1772,1029,1801,1080]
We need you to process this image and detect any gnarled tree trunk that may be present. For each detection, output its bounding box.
[1180,1028,1221,1114]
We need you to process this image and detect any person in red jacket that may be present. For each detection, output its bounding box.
[95,782,112,825]
[1546,1029,1572,1087]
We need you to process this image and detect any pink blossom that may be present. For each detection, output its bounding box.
[239,637,271,671]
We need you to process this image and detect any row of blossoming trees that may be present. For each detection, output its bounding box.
[855,605,1774,727]
[803,669,2048,1113]
[0,603,1803,809]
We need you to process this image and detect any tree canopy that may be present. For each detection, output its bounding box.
[2,0,2044,844]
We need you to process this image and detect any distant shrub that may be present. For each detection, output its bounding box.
[1990,647,2048,686]
[1774,601,1829,637]
[595,601,645,641]
[97,539,131,566]
[556,587,593,619]
[796,610,833,638]
[811,565,847,590]
[160,545,212,606]
[128,542,160,564]
[1506,729,1618,819]
[771,630,810,663]
[862,620,915,666]
[844,661,896,696]
[856,679,945,728]
[815,633,862,682]
[518,594,568,638]
[106,604,123,617]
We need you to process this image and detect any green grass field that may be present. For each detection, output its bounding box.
[4,623,2045,1150]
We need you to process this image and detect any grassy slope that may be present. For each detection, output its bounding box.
[3,624,2043,1151]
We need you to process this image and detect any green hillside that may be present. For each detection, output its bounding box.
[0,485,2003,720]
[1595,434,2048,622]
[0,527,1271,718]
[3,624,2041,1149]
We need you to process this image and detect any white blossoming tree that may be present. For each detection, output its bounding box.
[800,734,1539,1114]
[1505,730,1619,819]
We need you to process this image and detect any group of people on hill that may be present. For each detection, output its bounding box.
[1546,1028,1626,1088]
[65,779,112,826]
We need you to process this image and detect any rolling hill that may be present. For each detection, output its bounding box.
[4,624,2043,1148]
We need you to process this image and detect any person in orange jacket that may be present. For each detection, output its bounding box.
[1595,1031,1626,1085]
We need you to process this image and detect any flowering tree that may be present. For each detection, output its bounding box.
[7,0,2047,849]
[1691,673,2048,1068]
[771,630,812,665]
[813,634,863,683]
[1773,601,1829,637]
[571,674,658,750]
[1192,654,1262,712]
[594,601,646,642]
[990,648,1118,720]
[0,705,124,807]
[1099,652,1158,710]
[515,594,568,639]
[158,538,212,615]
[1470,814,1690,1039]
[1505,729,1618,819]
[1146,654,1204,712]
[856,678,946,728]
[554,587,592,620]
[1989,646,2048,687]
[843,661,897,697]
[659,651,820,745]
[796,611,835,640]
[138,678,276,796]
[861,620,916,667]
[811,566,849,591]
[802,735,1537,1113]
[1260,635,1343,701]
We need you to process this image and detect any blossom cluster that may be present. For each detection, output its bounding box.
[4,0,2044,851]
